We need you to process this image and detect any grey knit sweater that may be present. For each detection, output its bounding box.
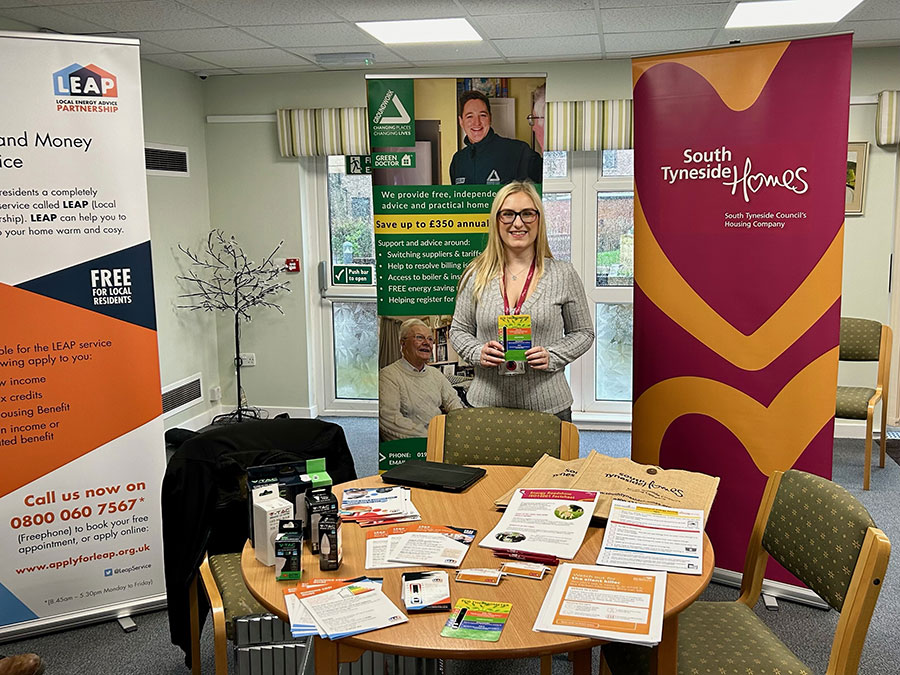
[450,258,594,414]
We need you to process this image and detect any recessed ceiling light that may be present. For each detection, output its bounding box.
[725,0,864,28]
[356,18,481,45]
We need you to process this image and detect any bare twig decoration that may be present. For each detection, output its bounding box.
[176,229,290,423]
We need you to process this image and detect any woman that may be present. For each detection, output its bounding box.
[450,181,594,421]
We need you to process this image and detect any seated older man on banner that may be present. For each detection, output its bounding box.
[379,318,464,441]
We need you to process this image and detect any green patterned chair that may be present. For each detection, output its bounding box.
[426,406,579,465]
[189,552,269,674]
[836,317,892,490]
[600,469,891,675]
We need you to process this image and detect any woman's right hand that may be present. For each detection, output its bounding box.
[480,340,505,368]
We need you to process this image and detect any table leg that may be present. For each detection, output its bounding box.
[651,615,678,675]
[314,636,338,675]
[571,647,592,675]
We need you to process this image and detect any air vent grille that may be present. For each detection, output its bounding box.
[145,146,188,174]
[162,373,203,418]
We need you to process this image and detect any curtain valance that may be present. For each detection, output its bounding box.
[276,107,369,157]
[545,99,633,152]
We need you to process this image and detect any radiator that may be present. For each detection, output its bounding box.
[233,613,441,675]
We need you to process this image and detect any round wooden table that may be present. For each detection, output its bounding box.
[242,466,714,675]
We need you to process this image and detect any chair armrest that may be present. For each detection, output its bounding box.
[198,553,229,674]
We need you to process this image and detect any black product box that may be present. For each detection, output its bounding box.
[306,488,338,554]
[246,459,331,542]
[318,514,342,571]
[275,519,304,581]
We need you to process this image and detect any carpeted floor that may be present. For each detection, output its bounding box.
[1,423,896,675]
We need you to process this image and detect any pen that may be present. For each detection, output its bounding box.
[493,550,558,565]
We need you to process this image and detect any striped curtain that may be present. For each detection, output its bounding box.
[875,91,900,147]
[276,107,369,157]
[545,99,632,152]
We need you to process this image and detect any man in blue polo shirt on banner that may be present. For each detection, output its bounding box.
[449,90,542,186]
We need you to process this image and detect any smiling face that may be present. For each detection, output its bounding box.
[497,191,539,255]
[400,324,434,369]
[459,98,491,145]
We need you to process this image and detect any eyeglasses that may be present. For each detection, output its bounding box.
[405,334,435,345]
[498,209,539,225]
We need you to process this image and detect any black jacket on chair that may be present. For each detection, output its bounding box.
[161,418,357,666]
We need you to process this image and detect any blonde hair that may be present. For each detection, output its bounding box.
[458,181,553,303]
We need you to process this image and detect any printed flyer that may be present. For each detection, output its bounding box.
[369,75,545,472]
[0,32,164,633]
[630,35,851,578]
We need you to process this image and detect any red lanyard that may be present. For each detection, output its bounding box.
[501,258,536,315]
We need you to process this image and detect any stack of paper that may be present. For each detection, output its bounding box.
[283,576,406,640]
[340,486,420,527]
[365,524,476,569]
[533,563,666,646]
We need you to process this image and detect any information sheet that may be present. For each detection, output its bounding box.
[533,563,666,646]
[480,489,598,559]
[388,525,475,568]
[597,500,704,574]
[299,578,406,639]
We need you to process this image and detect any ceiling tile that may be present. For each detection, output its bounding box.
[175,0,341,25]
[0,5,112,32]
[473,10,598,39]
[111,33,172,54]
[459,0,594,16]
[602,4,728,32]
[325,0,464,21]
[600,0,727,6]
[286,44,407,65]
[241,22,375,48]
[845,0,900,22]
[604,28,714,53]
[186,47,314,68]
[60,0,224,31]
[712,25,836,46]
[495,34,602,58]
[387,41,502,62]
[142,51,221,70]
[126,27,269,51]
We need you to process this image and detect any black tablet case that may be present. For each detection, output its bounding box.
[381,460,486,492]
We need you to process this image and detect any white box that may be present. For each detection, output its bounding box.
[252,486,294,566]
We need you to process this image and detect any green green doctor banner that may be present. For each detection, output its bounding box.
[367,76,546,472]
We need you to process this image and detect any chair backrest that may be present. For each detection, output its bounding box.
[426,407,579,466]
[740,470,891,675]
[839,317,883,361]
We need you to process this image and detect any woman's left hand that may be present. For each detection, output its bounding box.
[525,345,550,370]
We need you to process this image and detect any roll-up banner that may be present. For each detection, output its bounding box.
[366,76,545,471]
[631,35,852,580]
[0,32,165,636]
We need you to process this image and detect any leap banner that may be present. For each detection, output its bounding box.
[631,35,851,577]
[0,32,165,633]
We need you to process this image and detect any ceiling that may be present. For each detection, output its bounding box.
[1,0,898,77]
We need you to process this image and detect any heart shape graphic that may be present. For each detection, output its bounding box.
[634,37,850,335]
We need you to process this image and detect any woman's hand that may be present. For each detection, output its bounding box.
[525,345,550,370]
[480,340,505,367]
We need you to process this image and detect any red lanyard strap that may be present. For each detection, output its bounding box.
[502,258,536,316]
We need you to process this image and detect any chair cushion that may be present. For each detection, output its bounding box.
[763,470,875,611]
[835,386,876,419]
[443,407,561,466]
[839,317,882,361]
[208,552,268,639]
[602,602,812,675]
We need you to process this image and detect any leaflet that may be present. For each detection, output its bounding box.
[341,486,420,525]
[479,488,599,559]
[299,579,407,639]
[365,524,418,569]
[366,524,475,569]
[533,563,666,646]
[388,525,476,568]
[441,598,512,642]
[597,500,704,575]
[283,578,360,637]
[401,571,451,612]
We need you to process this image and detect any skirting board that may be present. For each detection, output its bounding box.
[712,567,829,609]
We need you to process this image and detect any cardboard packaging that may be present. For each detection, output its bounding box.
[306,487,338,554]
[252,486,293,566]
[247,458,333,542]
[275,519,304,581]
[317,514,342,571]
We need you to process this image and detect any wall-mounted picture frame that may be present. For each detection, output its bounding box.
[846,142,869,216]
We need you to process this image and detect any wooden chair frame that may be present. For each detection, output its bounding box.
[425,412,580,463]
[189,553,229,675]
[861,324,892,490]
[738,471,890,675]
